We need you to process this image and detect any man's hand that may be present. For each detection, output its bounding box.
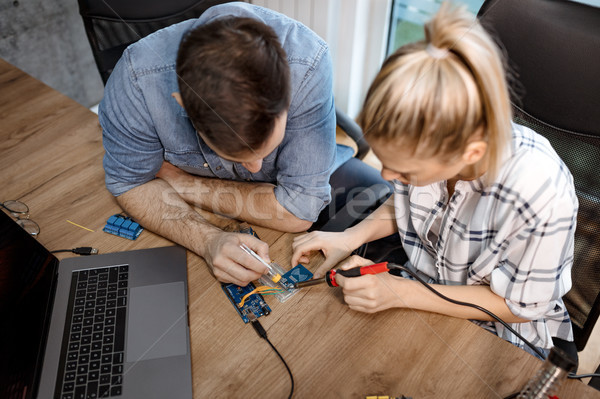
[203,230,272,286]
[116,179,273,287]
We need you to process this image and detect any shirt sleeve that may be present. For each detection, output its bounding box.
[99,49,164,197]
[489,172,577,321]
[273,44,337,222]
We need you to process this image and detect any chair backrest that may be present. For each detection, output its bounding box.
[79,0,371,160]
[478,0,600,352]
[78,0,238,84]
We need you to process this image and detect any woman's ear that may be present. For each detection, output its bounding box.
[462,140,488,165]
[171,92,184,108]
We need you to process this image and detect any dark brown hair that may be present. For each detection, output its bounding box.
[176,17,291,156]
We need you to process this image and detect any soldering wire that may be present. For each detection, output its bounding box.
[238,286,284,307]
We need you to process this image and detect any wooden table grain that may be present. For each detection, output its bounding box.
[1,58,598,398]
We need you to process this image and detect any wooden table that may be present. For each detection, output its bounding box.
[1,58,598,398]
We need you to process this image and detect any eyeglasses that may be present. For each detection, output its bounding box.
[1,200,41,236]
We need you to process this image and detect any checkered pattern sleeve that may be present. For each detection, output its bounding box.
[394,124,577,349]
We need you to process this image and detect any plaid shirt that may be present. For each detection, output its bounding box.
[393,123,577,350]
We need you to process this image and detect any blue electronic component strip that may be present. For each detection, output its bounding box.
[103,214,143,240]
[280,264,313,289]
[222,282,271,323]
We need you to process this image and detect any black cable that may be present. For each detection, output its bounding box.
[387,263,600,380]
[569,373,600,379]
[387,263,547,358]
[250,319,294,399]
[50,247,99,256]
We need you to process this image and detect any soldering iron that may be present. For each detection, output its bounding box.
[293,262,392,288]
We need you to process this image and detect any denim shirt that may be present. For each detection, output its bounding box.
[99,3,353,222]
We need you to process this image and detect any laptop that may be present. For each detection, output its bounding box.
[0,211,193,399]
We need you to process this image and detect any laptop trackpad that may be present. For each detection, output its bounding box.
[126,281,188,362]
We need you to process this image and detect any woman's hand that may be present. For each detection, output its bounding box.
[291,230,362,278]
[335,255,409,313]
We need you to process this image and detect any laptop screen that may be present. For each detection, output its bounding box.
[0,211,58,399]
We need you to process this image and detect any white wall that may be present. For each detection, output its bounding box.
[250,0,392,118]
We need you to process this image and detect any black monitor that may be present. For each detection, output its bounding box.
[0,211,58,399]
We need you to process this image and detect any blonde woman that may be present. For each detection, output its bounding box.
[291,3,577,358]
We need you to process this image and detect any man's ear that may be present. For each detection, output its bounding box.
[462,140,488,165]
[171,92,184,108]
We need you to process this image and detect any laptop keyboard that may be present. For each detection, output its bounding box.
[55,265,129,399]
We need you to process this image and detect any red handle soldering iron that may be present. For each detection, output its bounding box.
[294,262,390,288]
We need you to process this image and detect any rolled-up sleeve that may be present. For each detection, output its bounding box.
[273,43,336,222]
[99,49,164,197]
[490,177,577,320]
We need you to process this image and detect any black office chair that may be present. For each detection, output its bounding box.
[78,0,389,232]
[78,0,238,84]
[478,0,600,387]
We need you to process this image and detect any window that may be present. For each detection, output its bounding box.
[387,0,485,55]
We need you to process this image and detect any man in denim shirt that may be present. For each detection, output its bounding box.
[100,3,381,285]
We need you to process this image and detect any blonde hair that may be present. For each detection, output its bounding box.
[357,2,512,182]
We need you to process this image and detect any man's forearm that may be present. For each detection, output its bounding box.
[160,173,312,232]
[116,179,222,255]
